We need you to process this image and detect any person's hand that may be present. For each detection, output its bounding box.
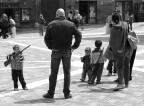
[10,56,14,60]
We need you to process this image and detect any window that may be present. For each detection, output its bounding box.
[0,0,19,2]
[21,9,30,22]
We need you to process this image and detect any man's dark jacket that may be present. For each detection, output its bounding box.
[44,16,82,51]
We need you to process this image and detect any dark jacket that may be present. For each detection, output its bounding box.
[44,16,82,51]
[81,55,91,70]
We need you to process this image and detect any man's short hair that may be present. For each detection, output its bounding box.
[95,40,102,48]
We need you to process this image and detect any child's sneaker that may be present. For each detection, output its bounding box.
[14,88,19,91]
[23,86,28,90]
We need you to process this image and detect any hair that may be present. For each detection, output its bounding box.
[70,11,73,14]
[112,12,120,24]
[95,40,102,48]
[13,45,20,50]
[129,12,132,16]
[85,47,91,52]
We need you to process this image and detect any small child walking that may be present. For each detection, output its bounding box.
[88,40,105,84]
[7,45,28,91]
[80,47,92,82]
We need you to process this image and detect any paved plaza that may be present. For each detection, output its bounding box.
[0,23,144,106]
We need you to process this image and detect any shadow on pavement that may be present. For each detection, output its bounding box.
[15,98,57,104]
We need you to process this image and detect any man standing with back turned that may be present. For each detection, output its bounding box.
[44,8,82,99]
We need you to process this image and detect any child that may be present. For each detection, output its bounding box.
[80,47,92,82]
[7,45,28,91]
[88,40,104,84]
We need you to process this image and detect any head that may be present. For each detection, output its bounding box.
[13,45,21,53]
[40,14,43,18]
[112,12,120,24]
[2,13,8,20]
[95,40,102,48]
[75,10,79,15]
[56,8,65,18]
[85,47,91,55]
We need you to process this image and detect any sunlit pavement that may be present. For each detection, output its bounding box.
[0,22,144,106]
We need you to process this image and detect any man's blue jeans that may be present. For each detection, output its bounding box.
[48,49,71,95]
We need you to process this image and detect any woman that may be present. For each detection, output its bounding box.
[109,12,133,91]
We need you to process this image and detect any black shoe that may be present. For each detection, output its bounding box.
[43,93,54,99]
[114,79,119,82]
[64,94,72,99]
[96,81,103,84]
[23,86,28,90]
[80,78,85,82]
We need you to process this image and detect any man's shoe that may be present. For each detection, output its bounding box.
[14,88,19,91]
[64,94,72,99]
[23,86,28,90]
[113,85,125,91]
[43,93,54,99]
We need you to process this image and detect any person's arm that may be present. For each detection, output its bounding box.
[44,24,52,50]
[71,25,82,50]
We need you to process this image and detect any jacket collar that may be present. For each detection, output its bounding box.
[55,16,65,20]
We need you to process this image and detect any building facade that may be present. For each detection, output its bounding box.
[0,0,40,28]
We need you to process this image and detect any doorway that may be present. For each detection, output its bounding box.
[79,1,97,24]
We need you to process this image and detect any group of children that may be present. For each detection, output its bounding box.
[80,40,105,84]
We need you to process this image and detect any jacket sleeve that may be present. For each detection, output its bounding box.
[44,24,52,50]
[71,25,82,49]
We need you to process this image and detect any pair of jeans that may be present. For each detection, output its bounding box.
[107,60,117,73]
[89,63,104,83]
[114,53,131,86]
[48,49,71,95]
[81,67,92,81]
[12,69,26,88]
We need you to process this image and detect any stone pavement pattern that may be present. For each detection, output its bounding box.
[0,23,144,106]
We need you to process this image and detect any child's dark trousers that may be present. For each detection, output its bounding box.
[12,69,26,88]
[89,63,104,83]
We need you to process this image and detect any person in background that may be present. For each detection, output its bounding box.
[73,10,82,29]
[9,16,16,38]
[1,13,10,39]
[107,60,117,76]
[38,14,46,36]
[6,45,28,91]
[129,12,134,30]
[43,8,82,99]
[68,11,73,22]
[80,47,92,82]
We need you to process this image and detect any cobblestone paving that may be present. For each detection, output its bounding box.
[0,23,144,106]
